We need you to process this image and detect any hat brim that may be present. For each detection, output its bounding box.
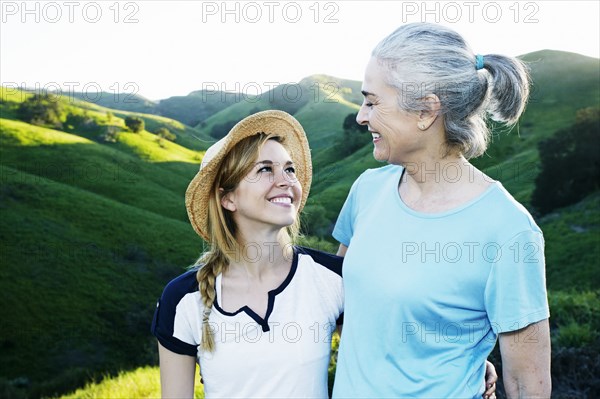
[185,110,312,241]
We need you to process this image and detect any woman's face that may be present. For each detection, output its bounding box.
[223,140,302,236]
[356,57,424,165]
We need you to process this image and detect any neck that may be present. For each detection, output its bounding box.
[228,230,292,279]
[402,153,471,188]
[399,153,493,213]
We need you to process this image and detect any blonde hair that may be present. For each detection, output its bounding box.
[195,133,300,352]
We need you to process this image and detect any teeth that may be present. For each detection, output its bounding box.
[270,197,292,204]
[372,133,381,139]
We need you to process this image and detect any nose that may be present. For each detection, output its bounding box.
[274,166,295,188]
[356,102,369,126]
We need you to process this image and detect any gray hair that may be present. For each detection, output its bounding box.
[372,23,530,159]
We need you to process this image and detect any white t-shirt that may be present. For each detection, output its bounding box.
[152,246,344,399]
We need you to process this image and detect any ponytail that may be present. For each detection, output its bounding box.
[480,54,531,125]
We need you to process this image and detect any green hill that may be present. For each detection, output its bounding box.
[0,49,598,398]
[156,90,242,127]
[68,91,157,115]
[193,75,362,150]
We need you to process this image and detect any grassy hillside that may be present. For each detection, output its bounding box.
[156,90,242,127]
[4,87,214,152]
[55,366,204,399]
[68,92,157,115]
[194,75,362,150]
[0,88,210,397]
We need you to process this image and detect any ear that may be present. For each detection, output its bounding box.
[220,189,237,212]
[417,94,441,130]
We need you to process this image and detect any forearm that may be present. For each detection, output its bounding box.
[500,320,551,398]
[503,373,551,398]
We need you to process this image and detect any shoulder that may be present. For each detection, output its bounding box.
[487,183,542,234]
[296,246,343,277]
[160,267,201,305]
[357,164,402,185]
[347,164,402,201]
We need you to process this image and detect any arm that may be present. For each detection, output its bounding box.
[158,341,197,399]
[499,319,551,398]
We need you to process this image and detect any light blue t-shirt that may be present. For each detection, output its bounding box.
[332,165,549,399]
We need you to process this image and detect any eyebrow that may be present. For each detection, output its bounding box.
[361,90,377,98]
[255,160,294,166]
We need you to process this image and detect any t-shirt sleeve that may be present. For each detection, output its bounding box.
[151,273,199,357]
[332,175,362,246]
[484,230,550,334]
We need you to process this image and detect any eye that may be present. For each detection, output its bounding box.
[257,165,272,173]
[285,166,296,174]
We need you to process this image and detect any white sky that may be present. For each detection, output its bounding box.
[1,0,599,100]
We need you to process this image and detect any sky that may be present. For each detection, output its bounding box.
[2,0,599,101]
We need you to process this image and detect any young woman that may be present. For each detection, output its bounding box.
[152,110,344,398]
[152,110,498,398]
[332,23,551,398]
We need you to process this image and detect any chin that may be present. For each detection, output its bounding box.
[373,149,389,163]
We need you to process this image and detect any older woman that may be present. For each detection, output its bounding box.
[332,23,551,398]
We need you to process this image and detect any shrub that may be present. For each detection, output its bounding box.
[124,116,145,133]
[16,94,64,129]
[156,127,176,142]
[532,107,600,214]
[99,126,120,143]
[65,113,99,133]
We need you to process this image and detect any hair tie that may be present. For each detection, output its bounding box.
[475,54,484,70]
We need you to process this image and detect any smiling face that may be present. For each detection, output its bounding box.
[221,139,302,238]
[356,57,425,165]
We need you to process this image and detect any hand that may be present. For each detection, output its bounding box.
[483,359,498,399]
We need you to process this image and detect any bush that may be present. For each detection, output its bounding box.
[532,107,600,214]
[16,94,64,129]
[65,113,99,134]
[99,126,120,143]
[124,116,145,133]
[156,127,176,142]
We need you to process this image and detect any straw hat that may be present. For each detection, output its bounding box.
[185,110,312,241]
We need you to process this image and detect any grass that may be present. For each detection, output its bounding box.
[55,366,204,399]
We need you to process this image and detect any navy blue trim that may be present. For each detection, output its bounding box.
[151,268,200,357]
[296,246,343,277]
[213,248,299,332]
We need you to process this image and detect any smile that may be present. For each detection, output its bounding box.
[269,196,293,204]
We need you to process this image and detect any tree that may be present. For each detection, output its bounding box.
[531,107,600,214]
[156,127,176,142]
[125,116,145,133]
[17,94,64,128]
[65,112,99,133]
